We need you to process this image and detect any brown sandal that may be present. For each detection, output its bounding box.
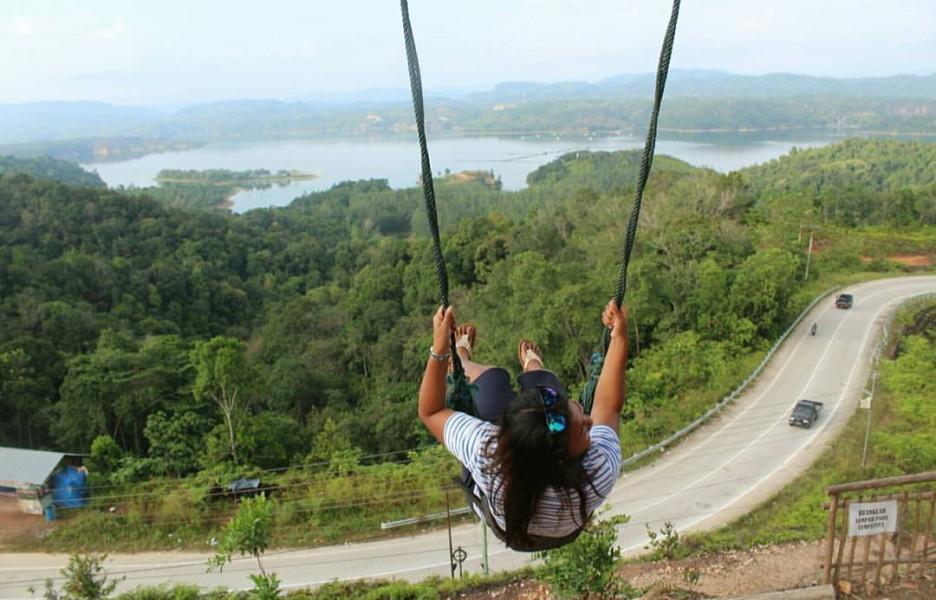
[455,323,476,358]
[518,339,544,371]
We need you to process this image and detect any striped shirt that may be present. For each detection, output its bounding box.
[443,411,622,538]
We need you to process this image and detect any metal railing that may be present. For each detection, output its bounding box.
[870,292,936,365]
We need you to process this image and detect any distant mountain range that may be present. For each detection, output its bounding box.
[0,70,934,152]
[289,70,936,104]
[468,69,936,103]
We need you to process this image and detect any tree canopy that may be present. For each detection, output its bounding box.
[1,139,935,474]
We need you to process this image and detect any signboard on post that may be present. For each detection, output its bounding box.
[848,500,898,537]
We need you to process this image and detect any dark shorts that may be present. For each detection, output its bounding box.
[472,368,568,422]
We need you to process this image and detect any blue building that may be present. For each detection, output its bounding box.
[0,447,87,519]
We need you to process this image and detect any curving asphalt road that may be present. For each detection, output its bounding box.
[2,275,934,598]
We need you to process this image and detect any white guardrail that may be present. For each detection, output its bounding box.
[871,292,936,366]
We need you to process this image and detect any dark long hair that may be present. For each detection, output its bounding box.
[483,388,592,547]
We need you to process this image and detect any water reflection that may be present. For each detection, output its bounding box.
[85,133,839,213]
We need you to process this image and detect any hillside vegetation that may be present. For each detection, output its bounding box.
[1,139,935,551]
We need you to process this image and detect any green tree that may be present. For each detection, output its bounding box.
[143,411,210,477]
[208,494,281,599]
[87,435,123,477]
[238,412,307,470]
[729,248,800,339]
[191,336,253,465]
[55,331,183,454]
[310,417,362,475]
[0,348,43,447]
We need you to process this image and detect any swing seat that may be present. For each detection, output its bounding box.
[453,472,584,552]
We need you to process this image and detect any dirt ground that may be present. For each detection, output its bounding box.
[872,254,935,268]
[445,539,936,599]
[0,494,54,551]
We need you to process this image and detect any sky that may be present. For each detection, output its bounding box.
[1,0,934,107]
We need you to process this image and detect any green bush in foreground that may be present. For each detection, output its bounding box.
[538,513,636,599]
[30,553,121,600]
[209,494,281,599]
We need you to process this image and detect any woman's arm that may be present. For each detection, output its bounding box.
[418,305,457,443]
[590,299,628,433]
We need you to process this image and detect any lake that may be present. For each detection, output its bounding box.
[83,133,839,213]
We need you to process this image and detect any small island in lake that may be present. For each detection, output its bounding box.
[154,168,318,186]
[128,168,319,211]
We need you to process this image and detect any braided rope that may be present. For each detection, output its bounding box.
[582,0,681,412]
[399,0,680,413]
[400,0,448,308]
[400,0,469,406]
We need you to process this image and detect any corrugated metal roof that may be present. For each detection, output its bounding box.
[0,447,67,488]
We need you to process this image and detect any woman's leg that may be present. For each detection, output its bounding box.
[516,339,568,397]
[455,324,513,422]
[454,323,496,381]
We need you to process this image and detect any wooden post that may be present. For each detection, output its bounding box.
[873,531,887,586]
[846,496,860,581]
[920,496,935,579]
[859,534,872,584]
[834,497,849,583]
[824,491,839,584]
[837,497,851,583]
[899,491,912,579]
[906,497,916,577]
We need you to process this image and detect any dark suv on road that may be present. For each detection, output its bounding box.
[835,293,854,309]
[789,399,823,428]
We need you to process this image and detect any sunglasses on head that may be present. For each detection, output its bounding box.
[537,386,566,434]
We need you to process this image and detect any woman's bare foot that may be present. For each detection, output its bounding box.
[518,339,544,372]
[455,323,476,361]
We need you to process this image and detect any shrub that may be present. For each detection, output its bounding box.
[30,553,122,600]
[538,514,635,599]
[645,521,682,560]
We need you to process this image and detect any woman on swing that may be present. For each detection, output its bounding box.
[418,299,628,551]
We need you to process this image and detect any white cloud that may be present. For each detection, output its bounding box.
[85,16,126,41]
[10,17,42,37]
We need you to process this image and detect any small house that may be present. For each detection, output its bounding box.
[0,446,88,519]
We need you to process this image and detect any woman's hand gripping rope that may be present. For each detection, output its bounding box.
[431,305,456,361]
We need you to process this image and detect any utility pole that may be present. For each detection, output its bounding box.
[482,522,489,575]
[804,232,814,282]
[862,372,877,467]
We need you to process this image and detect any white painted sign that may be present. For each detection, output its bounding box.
[848,500,898,537]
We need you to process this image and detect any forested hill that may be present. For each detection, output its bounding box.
[743,139,936,193]
[739,139,936,226]
[1,71,935,150]
[1,139,934,483]
[0,155,105,188]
